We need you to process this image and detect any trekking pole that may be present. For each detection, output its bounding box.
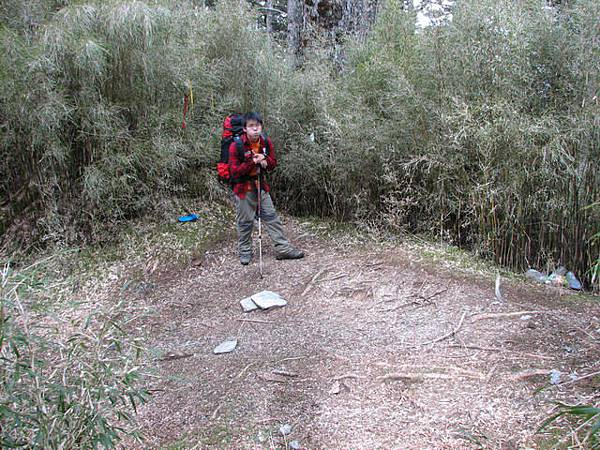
[256,168,263,279]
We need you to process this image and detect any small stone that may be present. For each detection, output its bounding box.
[213,339,237,354]
[257,430,267,443]
[289,440,301,449]
[550,369,561,385]
[252,290,287,310]
[329,381,341,395]
[520,315,532,321]
[279,424,292,436]
[240,297,258,312]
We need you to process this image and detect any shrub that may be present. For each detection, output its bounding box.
[0,262,148,448]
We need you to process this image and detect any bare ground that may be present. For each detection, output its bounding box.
[128,218,600,449]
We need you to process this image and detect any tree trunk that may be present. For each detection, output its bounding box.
[266,0,273,33]
[287,0,382,66]
[287,0,303,64]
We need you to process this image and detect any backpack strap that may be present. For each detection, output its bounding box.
[233,135,244,161]
[228,135,249,185]
[260,132,271,156]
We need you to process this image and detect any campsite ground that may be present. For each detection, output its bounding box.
[12,201,598,449]
[104,209,600,450]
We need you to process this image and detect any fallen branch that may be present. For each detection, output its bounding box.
[237,362,257,378]
[332,373,365,381]
[447,344,554,360]
[421,287,448,301]
[412,311,467,347]
[211,403,222,420]
[272,356,307,365]
[159,352,194,362]
[380,300,428,313]
[471,310,545,322]
[318,273,347,283]
[236,318,270,324]
[378,373,454,382]
[560,369,600,386]
[255,417,281,424]
[272,369,298,378]
[301,267,329,296]
[512,369,551,381]
[258,371,288,383]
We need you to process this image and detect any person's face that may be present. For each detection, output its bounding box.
[244,119,262,142]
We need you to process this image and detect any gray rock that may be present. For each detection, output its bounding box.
[279,423,292,435]
[213,339,237,354]
[240,296,258,312]
[252,290,287,310]
[289,440,301,449]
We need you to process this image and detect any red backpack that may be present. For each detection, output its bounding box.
[216,114,244,183]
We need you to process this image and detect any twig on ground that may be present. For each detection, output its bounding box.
[318,273,347,283]
[236,318,270,324]
[159,352,194,362]
[272,356,306,365]
[486,364,498,382]
[471,310,545,322]
[332,373,365,381]
[421,287,448,300]
[237,362,257,378]
[365,261,384,268]
[301,267,329,296]
[447,344,554,360]
[560,369,600,386]
[512,369,551,381]
[255,417,281,424]
[380,299,434,313]
[412,311,467,347]
[272,369,298,377]
[378,372,476,382]
[211,403,222,420]
[258,372,288,383]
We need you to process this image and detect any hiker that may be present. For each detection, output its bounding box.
[228,111,304,265]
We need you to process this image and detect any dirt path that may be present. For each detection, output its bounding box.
[132,218,600,449]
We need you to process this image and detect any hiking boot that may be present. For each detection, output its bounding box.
[275,248,304,261]
[240,254,252,265]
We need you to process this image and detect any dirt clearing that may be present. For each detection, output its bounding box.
[128,218,599,449]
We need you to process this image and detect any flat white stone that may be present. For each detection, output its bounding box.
[240,296,258,312]
[279,424,292,436]
[251,290,287,309]
[213,339,237,354]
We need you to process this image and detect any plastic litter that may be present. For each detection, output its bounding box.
[565,271,582,290]
[525,267,582,290]
[549,369,561,385]
[526,269,545,283]
[178,213,198,222]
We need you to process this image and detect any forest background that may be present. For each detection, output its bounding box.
[1,0,599,286]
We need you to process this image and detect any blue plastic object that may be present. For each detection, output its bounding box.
[178,213,198,223]
[565,271,582,290]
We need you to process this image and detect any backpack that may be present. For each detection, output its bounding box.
[216,114,271,184]
[216,114,244,183]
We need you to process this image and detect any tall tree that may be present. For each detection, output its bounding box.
[287,0,303,63]
[287,0,383,64]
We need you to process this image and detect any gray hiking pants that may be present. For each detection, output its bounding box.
[234,190,292,256]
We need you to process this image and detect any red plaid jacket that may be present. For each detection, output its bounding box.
[228,133,276,199]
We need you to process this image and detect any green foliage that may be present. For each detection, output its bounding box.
[539,402,600,448]
[0,262,148,448]
[1,0,599,286]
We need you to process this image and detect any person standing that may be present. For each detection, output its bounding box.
[228,112,304,265]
